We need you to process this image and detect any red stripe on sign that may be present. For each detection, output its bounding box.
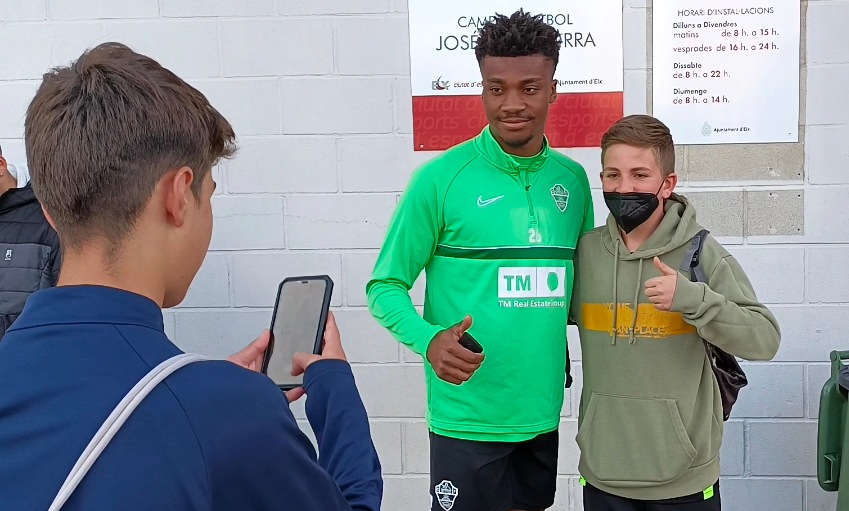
[412,92,623,151]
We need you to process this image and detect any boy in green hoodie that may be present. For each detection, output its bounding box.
[571,115,781,510]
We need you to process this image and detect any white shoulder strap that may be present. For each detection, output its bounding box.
[48,353,207,511]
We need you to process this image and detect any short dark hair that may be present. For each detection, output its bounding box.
[25,42,235,250]
[475,9,561,69]
[601,115,676,177]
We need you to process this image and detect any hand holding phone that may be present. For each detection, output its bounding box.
[262,275,334,390]
[426,315,485,385]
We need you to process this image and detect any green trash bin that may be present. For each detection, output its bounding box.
[817,351,849,510]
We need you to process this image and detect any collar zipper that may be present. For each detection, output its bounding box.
[524,169,537,225]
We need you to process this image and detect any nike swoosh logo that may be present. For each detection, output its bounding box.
[477,195,504,207]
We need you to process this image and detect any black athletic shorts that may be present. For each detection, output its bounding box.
[429,430,559,511]
[583,479,721,511]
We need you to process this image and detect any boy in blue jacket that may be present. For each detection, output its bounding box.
[0,42,382,511]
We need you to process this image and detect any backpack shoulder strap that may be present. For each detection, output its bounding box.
[679,228,710,283]
[48,353,207,511]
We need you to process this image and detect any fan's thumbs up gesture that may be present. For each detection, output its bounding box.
[644,257,679,311]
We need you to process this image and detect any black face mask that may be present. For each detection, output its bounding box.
[603,184,663,234]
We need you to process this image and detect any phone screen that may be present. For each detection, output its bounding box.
[266,278,330,387]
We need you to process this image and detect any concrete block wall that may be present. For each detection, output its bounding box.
[0,0,846,509]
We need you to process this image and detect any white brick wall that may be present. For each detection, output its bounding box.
[1,1,847,509]
[48,0,159,20]
[192,80,283,136]
[161,0,275,18]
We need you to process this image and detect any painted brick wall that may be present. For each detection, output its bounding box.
[1,1,846,509]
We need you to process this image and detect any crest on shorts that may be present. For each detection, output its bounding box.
[550,184,569,212]
[434,480,459,511]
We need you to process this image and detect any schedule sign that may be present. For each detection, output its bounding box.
[652,0,801,144]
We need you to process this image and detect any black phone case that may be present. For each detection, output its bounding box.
[262,275,334,390]
[458,332,483,353]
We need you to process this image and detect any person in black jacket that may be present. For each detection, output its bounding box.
[0,145,61,338]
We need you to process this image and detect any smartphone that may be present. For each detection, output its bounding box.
[458,332,483,354]
[261,275,334,390]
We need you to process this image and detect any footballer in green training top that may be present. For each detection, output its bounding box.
[367,10,594,511]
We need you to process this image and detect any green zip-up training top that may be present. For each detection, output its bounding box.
[367,127,594,441]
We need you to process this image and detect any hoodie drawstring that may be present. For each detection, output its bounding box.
[610,240,645,346]
[611,242,620,345]
[628,260,644,345]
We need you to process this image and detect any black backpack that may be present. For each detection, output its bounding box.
[680,229,748,421]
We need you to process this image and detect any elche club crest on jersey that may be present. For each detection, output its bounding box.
[550,184,569,212]
[434,480,459,510]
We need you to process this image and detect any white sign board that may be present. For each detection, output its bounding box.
[409,0,624,96]
[408,1,624,150]
[652,1,801,144]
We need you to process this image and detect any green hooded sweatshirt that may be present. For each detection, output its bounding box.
[571,194,780,500]
[367,126,594,442]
